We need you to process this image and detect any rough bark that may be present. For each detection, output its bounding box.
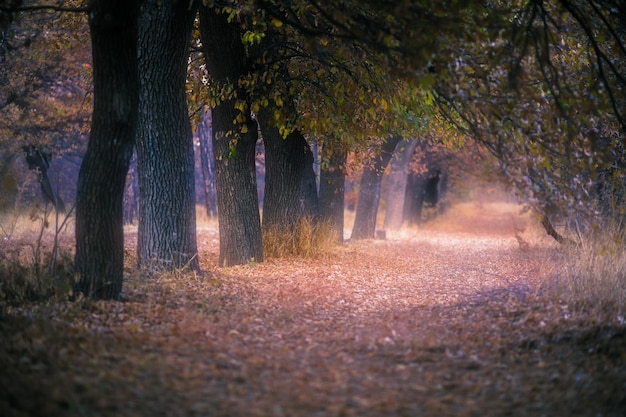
[199,6,263,266]
[257,106,318,233]
[74,0,140,300]
[351,135,402,240]
[383,137,419,230]
[212,104,263,266]
[319,139,348,244]
[136,0,199,271]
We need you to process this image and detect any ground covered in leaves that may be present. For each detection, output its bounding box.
[1,203,625,416]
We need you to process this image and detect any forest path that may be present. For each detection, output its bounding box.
[178,203,558,417]
[3,203,625,417]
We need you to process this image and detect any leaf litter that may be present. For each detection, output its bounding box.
[1,204,625,417]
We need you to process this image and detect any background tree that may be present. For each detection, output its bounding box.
[197,108,218,218]
[351,135,401,239]
[383,137,420,230]
[318,135,348,243]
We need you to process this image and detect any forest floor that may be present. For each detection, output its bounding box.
[1,202,625,417]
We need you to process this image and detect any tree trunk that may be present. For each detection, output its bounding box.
[319,139,348,244]
[212,104,263,266]
[199,6,263,266]
[404,172,428,225]
[123,152,139,224]
[257,107,318,234]
[135,0,199,271]
[383,137,419,230]
[74,0,140,300]
[198,108,217,218]
[437,172,449,215]
[351,135,402,240]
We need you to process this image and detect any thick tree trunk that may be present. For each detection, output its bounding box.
[319,140,348,243]
[383,137,419,230]
[199,6,263,266]
[74,0,140,300]
[136,0,199,271]
[212,104,263,266]
[351,135,402,240]
[199,108,217,218]
[257,107,318,233]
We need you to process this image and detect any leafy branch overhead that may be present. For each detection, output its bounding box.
[432,0,626,221]
[195,1,450,151]
[198,2,624,149]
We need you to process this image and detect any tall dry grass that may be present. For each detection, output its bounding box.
[0,248,74,306]
[263,216,338,259]
[540,220,626,319]
[0,207,75,306]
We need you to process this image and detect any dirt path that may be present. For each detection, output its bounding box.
[2,203,625,416]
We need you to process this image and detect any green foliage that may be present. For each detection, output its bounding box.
[192,2,447,162]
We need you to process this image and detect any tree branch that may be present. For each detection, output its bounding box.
[0,4,88,13]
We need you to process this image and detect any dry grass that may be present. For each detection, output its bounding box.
[540,220,626,319]
[195,205,219,231]
[432,203,626,318]
[263,216,338,259]
[0,207,75,306]
[0,240,74,306]
[423,201,530,234]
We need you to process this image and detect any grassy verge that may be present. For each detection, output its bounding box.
[539,220,626,321]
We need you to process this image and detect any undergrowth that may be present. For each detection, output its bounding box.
[541,218,626,320]
[0,246,74,307]
[0,206,75,308]
[263,216,337,259]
